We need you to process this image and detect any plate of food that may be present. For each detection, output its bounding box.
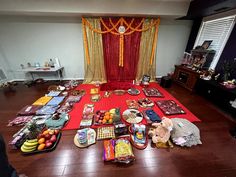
[127,88,140,95]
[113,90,126,95]
[138,98,154,108]
[122,109,143,124]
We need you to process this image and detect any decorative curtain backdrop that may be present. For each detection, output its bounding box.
[82,17,160,83]
[136,19,160,81]
[101,18,142,82]
[82,18,106,83]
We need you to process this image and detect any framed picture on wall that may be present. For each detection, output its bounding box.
[201,40,213,49]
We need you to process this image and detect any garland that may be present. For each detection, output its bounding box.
[82,17,160,67]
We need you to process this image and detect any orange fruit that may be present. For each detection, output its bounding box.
[102,119,107,124]
[104,115,110,120]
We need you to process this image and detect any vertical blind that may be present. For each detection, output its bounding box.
[194,15,236,69]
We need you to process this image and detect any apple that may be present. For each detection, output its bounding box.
[50,135,57,143]
[54,130,59,135]
[48,130,55,135]
[37,133,44,139]
[45,142,53,148]
[44,134,51,140]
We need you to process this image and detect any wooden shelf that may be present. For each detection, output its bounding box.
[173,65,201,91]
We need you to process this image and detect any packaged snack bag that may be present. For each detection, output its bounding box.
[103,139,115,161]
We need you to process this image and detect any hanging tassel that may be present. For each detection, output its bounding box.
[150,18,160,65]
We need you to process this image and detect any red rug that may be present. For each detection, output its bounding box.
[100,81,133,91]
[63,82,200,130]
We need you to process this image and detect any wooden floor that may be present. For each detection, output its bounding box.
[1,81,236,177]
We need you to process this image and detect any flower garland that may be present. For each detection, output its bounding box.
[82,17,160,67]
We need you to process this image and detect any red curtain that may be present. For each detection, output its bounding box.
[101,17,142,82]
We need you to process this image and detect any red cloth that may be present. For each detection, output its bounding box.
[63,83,200,130]
[101,17,142,82]
[100,81,133,91]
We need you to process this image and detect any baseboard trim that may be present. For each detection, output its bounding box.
[10,78,84,82]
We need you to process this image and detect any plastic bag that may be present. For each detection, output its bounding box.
[103,139,115,161]
[114,138,135,164]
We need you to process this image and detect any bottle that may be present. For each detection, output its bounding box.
[49,59,55,68]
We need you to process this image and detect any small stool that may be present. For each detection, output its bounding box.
[160,76,172,88]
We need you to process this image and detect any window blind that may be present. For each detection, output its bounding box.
[194,15,236,69]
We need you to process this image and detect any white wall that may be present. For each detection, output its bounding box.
[0,0,189,17]
[0,16,192,80]
[0,16,84,80]
[156,19,192,76]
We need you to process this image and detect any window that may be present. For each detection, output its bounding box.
[194,15,235,69]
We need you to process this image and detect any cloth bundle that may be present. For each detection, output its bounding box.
[36,105,59,115]
[7,116,33,126]
[171,118,202,147]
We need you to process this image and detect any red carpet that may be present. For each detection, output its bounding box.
[100,81,133,91]
[63,82,200,130]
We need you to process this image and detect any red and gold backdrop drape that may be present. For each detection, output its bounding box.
[82,17,160,83]
[101,18,143,82]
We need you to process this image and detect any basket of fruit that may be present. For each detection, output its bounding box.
[94,108,121,125]
[21,129,61,155]
[94,110,113,125]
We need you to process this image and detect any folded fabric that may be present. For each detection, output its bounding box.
[17,105,42,116]
[46,91,61,97]
[33,96,52,106]
[45,113,69,129]
[32,115,51,125]
[36,105,60,115]
[65,95,82,104]
[57,103,73,113]
[7,116,33,126]
[171,118,202,147]
[47,96,65,106]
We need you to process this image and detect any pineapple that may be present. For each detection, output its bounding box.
[27,121,41,140]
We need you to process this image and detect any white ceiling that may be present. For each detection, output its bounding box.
[0,0,190,18]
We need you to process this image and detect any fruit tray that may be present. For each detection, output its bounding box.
[22,133,61,155]
[94,110,113,125]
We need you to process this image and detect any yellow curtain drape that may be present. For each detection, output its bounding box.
[83,18,106,83]
[136,18,160,82]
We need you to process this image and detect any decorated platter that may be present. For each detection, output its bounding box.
[113,90,126,95]
[127,88,140,95]
[138,98,154,108]
[122,109,143,124]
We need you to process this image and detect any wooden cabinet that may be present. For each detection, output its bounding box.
[173,65,201,91]
[195,79,236,118]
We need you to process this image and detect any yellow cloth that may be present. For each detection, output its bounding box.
[90,88,99,94]
[32,96,52,106]
[136,18,160,82]
[83,18,107,83]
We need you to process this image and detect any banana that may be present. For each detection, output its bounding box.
[22,144,37,150]
[21,145,37,152]
[26,139,38,143]
[23,141,38,147]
